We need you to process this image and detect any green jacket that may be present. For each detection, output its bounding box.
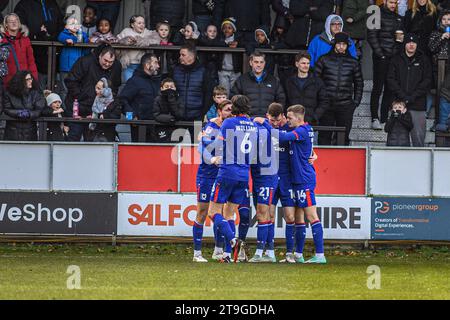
[342,0,370,40]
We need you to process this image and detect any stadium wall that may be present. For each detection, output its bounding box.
[0,142,449,241]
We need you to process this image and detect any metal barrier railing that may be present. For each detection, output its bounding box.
[30,40,302,91]
[0,115,347,145]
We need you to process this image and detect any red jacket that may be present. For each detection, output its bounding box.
[0,26,38,85]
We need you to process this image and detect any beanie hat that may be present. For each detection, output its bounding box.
[404,33,419,44]
[221,17,237,32]
[46,93,62,107]
[255,25,270,44]
[334,32,349,45]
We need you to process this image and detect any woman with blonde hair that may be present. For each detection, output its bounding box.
[405,0,438,57]
[0,13,38,86]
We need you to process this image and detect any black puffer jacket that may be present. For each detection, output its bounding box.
[3,89,45,141]
[285,0,334,48]
[285,73,329,124]
[387,49,432,111]
[150,0,186,29]
[213,0,271,32]
[385,110,414,147]
[231,71,286,117]
[314,50,364,108]
[64,45,122,117]
[367,5,404,58]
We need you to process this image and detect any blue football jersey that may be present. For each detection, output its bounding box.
[216,116,258,181]
[261,120,316,185]
[276,122,292,177]
[251,122,278,179]
[196,120,221,179]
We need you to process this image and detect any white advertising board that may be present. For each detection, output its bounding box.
[118,193,371,240]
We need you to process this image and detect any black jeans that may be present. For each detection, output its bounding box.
[318,103,356,146]
[370,55,392,123]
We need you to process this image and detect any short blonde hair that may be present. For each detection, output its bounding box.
[3,13,22,31]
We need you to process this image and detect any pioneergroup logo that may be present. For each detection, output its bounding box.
[374,201,390,214]
[0,202,83,228]
[374,201,439,214]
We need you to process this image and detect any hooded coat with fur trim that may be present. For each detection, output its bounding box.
[0,25,38,85]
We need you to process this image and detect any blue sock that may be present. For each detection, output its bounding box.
[213,223,224,249]
[311,220,324,254]
[225,220,236,253]
[285,223,295,253]
[238,205,250,241]
[193,222,203,251]
[295,223,306,254]
[213,213,234,244]
[256,223,269,251]
[267,223,274,250]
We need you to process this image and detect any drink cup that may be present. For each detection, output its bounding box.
[126,112,133,120]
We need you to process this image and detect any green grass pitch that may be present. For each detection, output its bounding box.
[0,243,449,300]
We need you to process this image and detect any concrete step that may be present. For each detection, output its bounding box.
[349,128,435,144]
[352,116,436,130]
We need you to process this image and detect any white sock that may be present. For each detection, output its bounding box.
[255,249,263,257]
[223,252,231,258]
[294,252,303,258]
[214,246,223,254]
[194,250,202,257]
[315,253,324,258]
[267,250,275,258]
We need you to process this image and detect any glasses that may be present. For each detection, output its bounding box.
[25,77,33,81]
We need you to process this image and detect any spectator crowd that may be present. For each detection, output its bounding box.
[0,0,449,147]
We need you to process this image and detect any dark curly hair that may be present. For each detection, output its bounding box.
[7,71,38,97]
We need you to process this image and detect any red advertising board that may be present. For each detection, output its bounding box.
[118,146,367,195]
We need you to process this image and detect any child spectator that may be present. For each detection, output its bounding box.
[199,24,223,90]
[385,100,414,147]
[218,17,243,96]
[176,21,201,46]
[89,77,121,142]
[205,85,228,121]
[41,92,67,141]
[155,21,175,79]
[82,5,97,39]
[156,21,173,46]
[153,78,185,143]
[57,16,89,106]
[246,25,274,75]
[90,18,118,44]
